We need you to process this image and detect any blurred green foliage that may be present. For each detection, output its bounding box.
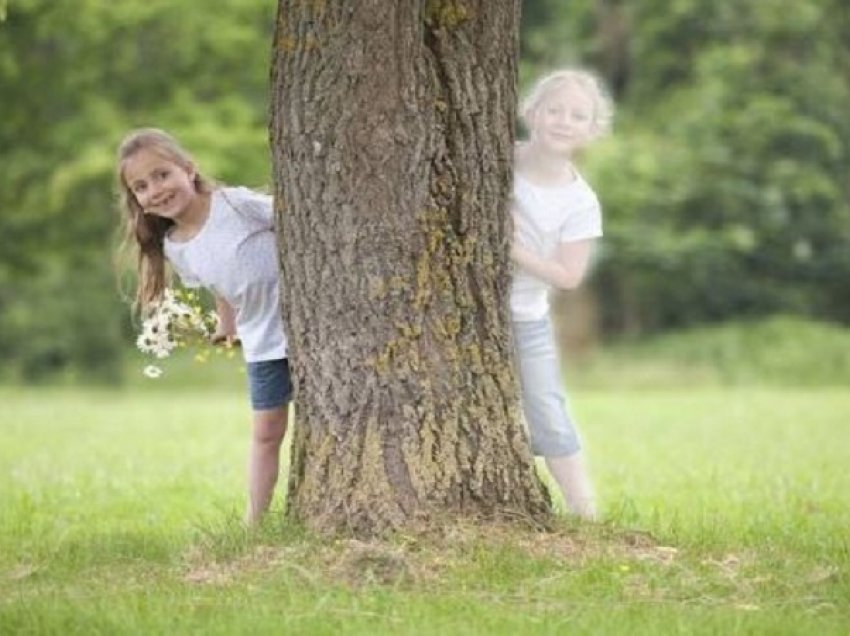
[521,0,850,334]
[1,0,848,381]
[0,0,275,382]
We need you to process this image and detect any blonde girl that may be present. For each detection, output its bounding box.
[510,69,613,519]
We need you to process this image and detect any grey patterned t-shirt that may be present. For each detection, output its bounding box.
[164,187,287,362]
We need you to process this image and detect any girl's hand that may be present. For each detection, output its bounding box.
[512,206,537,252]
[511,214,535,263]
[210,332,240,347]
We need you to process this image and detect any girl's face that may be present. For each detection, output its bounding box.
[123,148,198,222]
[531,83,596,156]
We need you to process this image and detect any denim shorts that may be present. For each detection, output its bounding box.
[513,317,581,457]
[246,358,293,410]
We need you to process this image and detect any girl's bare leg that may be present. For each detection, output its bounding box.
[246,405,288,524]
[545,452,597,520]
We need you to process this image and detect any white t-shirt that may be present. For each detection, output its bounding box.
[164,187,287,362]
[510,173,602,322]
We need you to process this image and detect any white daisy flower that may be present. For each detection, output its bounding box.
[142,365,163,379]
[136,287,221,376]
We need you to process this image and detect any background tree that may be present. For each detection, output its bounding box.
[1,0,848,382]
[270,1,550,535]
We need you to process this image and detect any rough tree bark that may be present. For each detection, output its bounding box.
[270,0,550,536]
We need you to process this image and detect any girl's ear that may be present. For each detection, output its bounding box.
[185,162,202,190]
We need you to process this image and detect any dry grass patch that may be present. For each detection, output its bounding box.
[177,516,688,590]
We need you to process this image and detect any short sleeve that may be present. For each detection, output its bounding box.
[227,187,274,229]
[559,198,602,243]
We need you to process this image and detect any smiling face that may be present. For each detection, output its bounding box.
[530,82,597,156]
[122,147,199,222]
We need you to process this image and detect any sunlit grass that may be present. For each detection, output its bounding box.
[1,386,848,635]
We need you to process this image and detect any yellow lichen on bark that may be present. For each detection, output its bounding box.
[424,0,473,28]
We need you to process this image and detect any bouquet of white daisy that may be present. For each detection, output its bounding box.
[136,288,223,378]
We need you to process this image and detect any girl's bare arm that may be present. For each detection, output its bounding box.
[511,238,596,290]
[212,295,238,344]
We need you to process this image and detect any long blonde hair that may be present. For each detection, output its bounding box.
[115,128,215,310]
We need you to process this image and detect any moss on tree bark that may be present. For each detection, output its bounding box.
[271,0,550,536]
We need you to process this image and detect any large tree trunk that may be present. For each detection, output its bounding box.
[270,0,550,536]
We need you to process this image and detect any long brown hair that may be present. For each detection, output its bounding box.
[115,128,215,310]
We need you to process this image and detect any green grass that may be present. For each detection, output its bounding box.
[571,316,850,388]
[1,385,848,635]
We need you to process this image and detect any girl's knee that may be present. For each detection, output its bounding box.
[252,407,287,444]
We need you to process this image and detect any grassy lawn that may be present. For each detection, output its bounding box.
[1,385,848,635]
